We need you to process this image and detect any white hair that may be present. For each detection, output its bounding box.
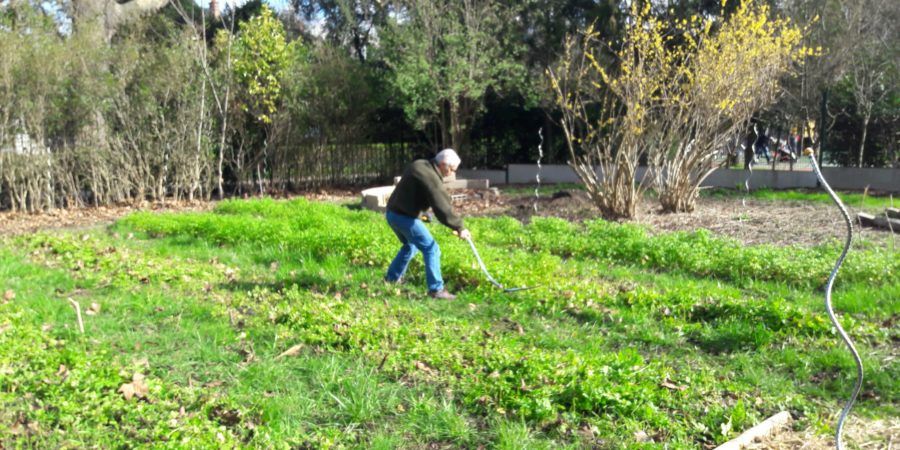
[435,148,461,167]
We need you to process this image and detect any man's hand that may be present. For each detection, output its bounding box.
[457,228,471,240]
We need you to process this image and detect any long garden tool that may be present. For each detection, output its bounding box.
[463,236,539,293]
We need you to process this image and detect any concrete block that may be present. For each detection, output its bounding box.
[360,186,395,212]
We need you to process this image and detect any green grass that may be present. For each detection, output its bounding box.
[501,182,898,213]
[1,197,896,448]
[500,183,585,195]
[702,187,898,211]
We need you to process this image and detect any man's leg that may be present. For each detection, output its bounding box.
[385,212,419,282]
[406,219,444,292]
[386,211,446,293]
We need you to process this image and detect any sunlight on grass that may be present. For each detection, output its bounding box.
[1,197,896,448]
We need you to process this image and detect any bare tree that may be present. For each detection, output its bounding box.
[547,32,651,219]
[838,0,898,167]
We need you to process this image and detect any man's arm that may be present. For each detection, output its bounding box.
[423,175,464,231]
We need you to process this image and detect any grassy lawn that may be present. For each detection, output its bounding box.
[702,188,898,211]
[503,183,897,212]
[1,198,896,448]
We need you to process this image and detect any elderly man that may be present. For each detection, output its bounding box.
[384,149,471,300]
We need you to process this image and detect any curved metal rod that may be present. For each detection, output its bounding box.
[805,148,863,450]
[745,147,754,193]
[534,127,544,213]
[464,236,539,293]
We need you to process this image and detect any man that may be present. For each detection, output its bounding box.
[384,149,471,300]
[754,124,771,164]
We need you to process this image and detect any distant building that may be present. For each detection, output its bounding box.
[0,133,49,155]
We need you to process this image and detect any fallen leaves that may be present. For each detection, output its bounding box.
[414,360,438,376]
[3,289,15,302]
[118,372,149,400]
[659,378,686,391]
[85,302,101,316]
[275,343,305,360]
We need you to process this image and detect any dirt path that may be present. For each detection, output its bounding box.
[748,417,898,449]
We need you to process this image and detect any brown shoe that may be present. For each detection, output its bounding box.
[428,289,456,300]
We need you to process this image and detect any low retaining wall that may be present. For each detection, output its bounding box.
[476,164,899,191]
[457,169,506,186]
[820,167,899,191]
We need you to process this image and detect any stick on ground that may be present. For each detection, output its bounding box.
[67,298,84,334]
[714,411,792,450]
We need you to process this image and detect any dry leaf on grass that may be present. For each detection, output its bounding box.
[85,303,101,316]
[414,360,438,376]
[3,290,15,302]
[275,344,305,360]
[118,372,149,400]
[659,378,686,391]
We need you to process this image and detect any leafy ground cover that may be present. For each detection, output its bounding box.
[701,188,898,212]
[501,183,897,213]
[1,197,897,448]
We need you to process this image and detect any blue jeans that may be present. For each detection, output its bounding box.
[385,210,443,292]
[755,144,770,163]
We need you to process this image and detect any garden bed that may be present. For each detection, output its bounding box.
[2,196,896,447]
[2,186,896,252]
[453,187,898,249]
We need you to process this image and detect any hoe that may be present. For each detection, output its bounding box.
[462,235,539,293]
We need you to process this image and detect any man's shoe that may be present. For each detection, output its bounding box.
[428,289,456,300]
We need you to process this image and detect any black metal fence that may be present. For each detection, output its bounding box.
[271,141,415,190]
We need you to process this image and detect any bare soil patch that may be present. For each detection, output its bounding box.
[747,417,898,449]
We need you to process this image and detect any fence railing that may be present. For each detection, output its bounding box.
[270,142,414,190]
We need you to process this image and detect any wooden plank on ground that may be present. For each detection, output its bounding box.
[873,215,900,233]
[885,207,900,220]
[858,212,877,227]
[714,411,792,450]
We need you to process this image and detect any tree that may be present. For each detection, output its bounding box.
[838,0,898,167]
[381,0,529,154]
[549,0,809,217]
[216,5,303,194]
[72,0,169,42]
[293,0,388,62]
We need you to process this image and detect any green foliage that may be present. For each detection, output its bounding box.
[702,188,899,211]
[225,6,302,124]
[2,198,897,447]
[381,0,531,151]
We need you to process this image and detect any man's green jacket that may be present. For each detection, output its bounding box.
[387,159,464,231]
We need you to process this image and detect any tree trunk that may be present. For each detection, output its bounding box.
[858,113,870,167]
[72,0,170,42]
